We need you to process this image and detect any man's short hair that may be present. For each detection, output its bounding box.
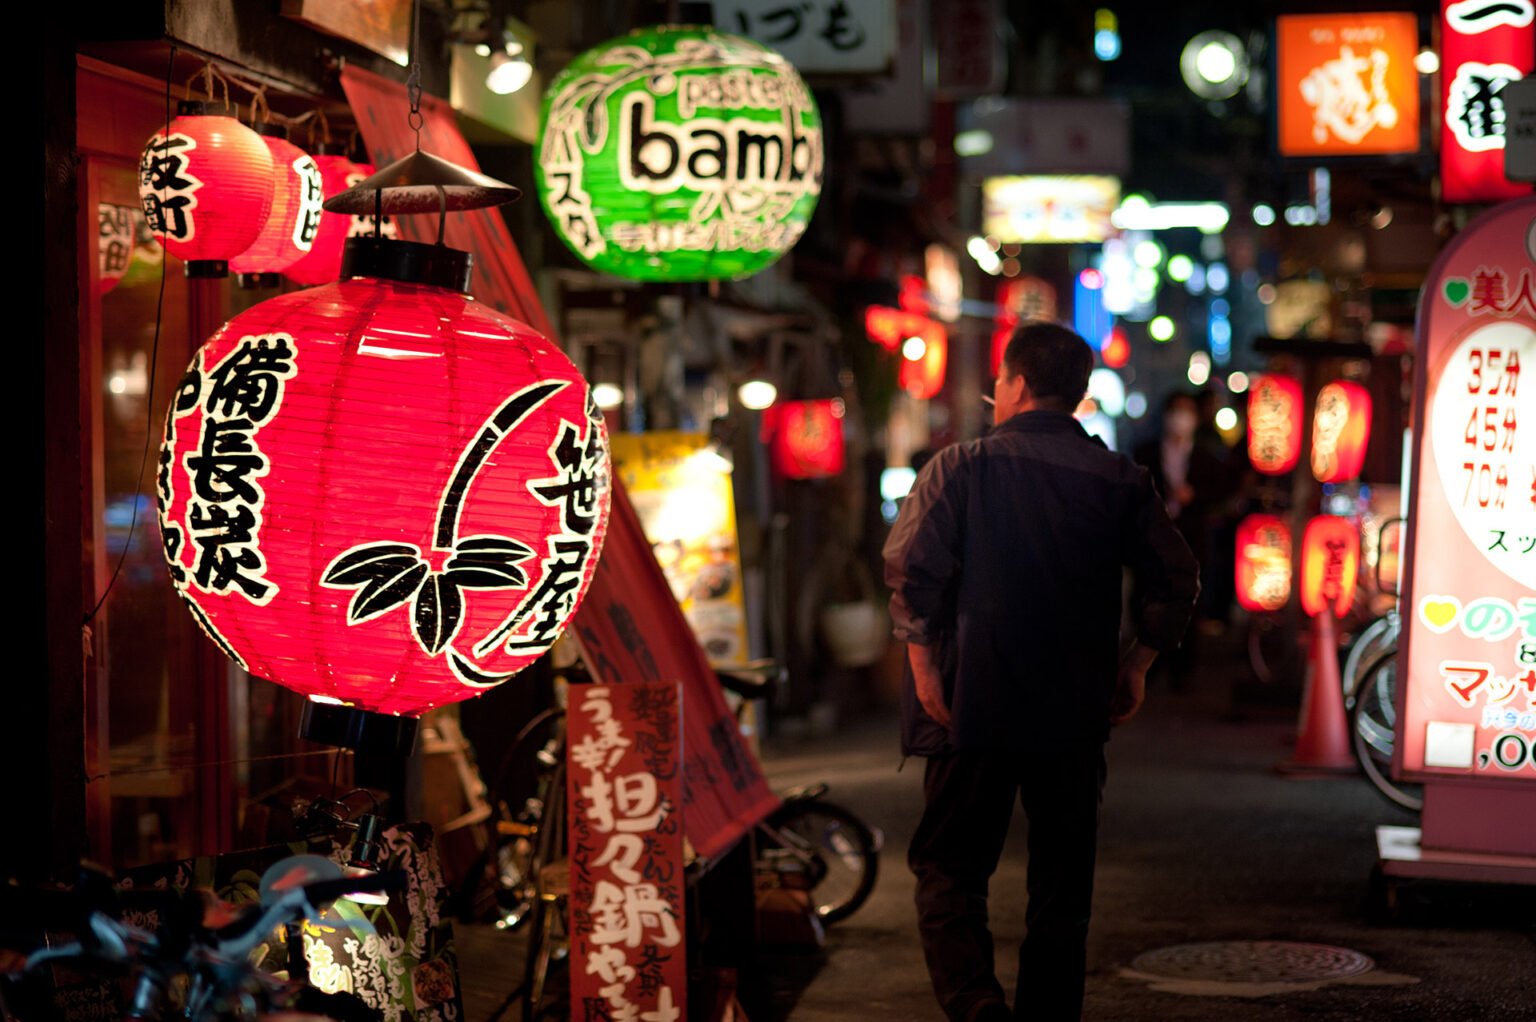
[1001,321,1094,403]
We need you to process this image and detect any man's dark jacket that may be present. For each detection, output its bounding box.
[883,410,1199,755]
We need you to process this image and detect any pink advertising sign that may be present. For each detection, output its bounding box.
[1399,196,1536,782]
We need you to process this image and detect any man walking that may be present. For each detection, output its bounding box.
[883,322,1199,1021]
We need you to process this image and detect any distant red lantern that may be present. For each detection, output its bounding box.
[991,277,1058,374]
[1300,515,1359,618]
[283,152,356,286]
[766,399,845,479]
[1311,380,1372,483]
[1235,514,1292,612]
[899,332,948,400]
[98,202,136,296]
[1101,326,1130,369]
[139,103,275,277]
[158,238,611,717]
[1247,374,1304,474]
[230,128,324,282]
[866,305,945,354]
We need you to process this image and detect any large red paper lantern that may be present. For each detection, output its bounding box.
[230,128,324,281]
[157,240,611,716]
[1235,513,1292,613]
[282,152,356,286]
[139,103,275,277]
[899,332,948,400]
[766,399,845,479]
[1300,515,1359,618]
[1247,374,1304,474]
[1310,379,1372,483]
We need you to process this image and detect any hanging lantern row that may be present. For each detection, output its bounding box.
[138,92,393,284]
[1245,374,1372,483]
[1234,512,1361,617]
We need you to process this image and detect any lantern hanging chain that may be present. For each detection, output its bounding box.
[406,0,423,148]
[83,46,177,633]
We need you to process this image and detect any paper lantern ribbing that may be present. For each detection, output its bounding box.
[1311,379,1372,483]
[1235,513,1292,613]
[535,25,823,281]
[230,131,324,279]
[1247,373,1304,474]
[767,400,845,479]
[139,106,275,277]
[157,266,612,716]
[1300,515,1359,618]
[283,153,357,286]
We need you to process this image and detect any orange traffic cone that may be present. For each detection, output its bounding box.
[1278,611,1357,775]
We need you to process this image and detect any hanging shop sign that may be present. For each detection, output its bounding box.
[1441,0,1534,204]
[230,128,324,280]
[1398,195,1536,780]
[1300,515,1360,618]
[765,399,846,479]
[1247,374,1305,475]
[157,267,612,717]
[1236,514,1293,613]
[1311,379,1373,483]
[1275,11,1421,158]
[567,682,686,1022]
[535,25,823,282]
[715,0,894,75]
[138,104,275,278]
[981,176,1120,245]
[283,152,358,286]
[899,331,948,400]
[610,432,751,666]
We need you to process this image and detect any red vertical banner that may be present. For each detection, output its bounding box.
[1440,0,1534,204]
[568,681,687,1022]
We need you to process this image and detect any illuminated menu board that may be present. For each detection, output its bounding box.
[1399,197,1536,781]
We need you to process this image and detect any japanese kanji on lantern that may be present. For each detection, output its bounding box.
[1300,515,1359,618]
[138,101,275,278]
[1247,373,1304,474]
[766,399,846,479]
[535,25,823,281]
[229,125,323,285]
[1440,0,1534,204]
[1235,513,1292,613]
[283,147,358,287]
[1311,379,1372,483]
[157,156,612,727]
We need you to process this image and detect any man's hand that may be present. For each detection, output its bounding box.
[1111,642,1158,726]
[908,643,951,729]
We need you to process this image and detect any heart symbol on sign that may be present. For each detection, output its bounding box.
[1443,279,1470,306]
[1419,596,1461,633]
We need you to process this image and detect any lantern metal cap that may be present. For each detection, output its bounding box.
[342,236,474,293]
[322,150,520,215]
[300,700,421,759]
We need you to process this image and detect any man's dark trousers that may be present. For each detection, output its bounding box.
[910,743,1107,1021]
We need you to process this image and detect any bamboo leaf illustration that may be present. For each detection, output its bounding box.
[323,543,421,586]
[351,561,429,622]
[445,535,534,589]
[412,572,464,655]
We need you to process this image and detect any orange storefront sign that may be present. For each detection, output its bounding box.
[1276,12,1421,157]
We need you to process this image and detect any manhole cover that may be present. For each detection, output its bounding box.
[1130,942,1375,984]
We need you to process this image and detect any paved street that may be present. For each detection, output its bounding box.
[751,651,1536,1021]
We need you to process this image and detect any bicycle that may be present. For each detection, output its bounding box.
[1348,647,1424,812]
[3,856,403,1022]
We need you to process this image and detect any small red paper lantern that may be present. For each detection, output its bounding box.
[899,332,948,400]
[1247,374,1304,474]
[1300,515,1359,618]
[230,129,324,280]
[139,103,275,277]
[158,241,611,716]
[283,153,356,286]
[1235,513,1292,612]
[767,400,845,479]
[866,306,945,354]
[1101,326,1131,369]
[1310,380,1371,483]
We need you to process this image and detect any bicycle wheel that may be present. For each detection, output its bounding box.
[1246,613,1302,685]
[1350,649,1423,812]
[1342,611,1399,709]
[487,709,567,928]
[761,799,880,925]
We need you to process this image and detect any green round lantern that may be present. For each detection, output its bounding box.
[535,25,823,282]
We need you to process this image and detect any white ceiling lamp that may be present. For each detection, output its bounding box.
[486,39,533,95]
[1181,30,1248,100]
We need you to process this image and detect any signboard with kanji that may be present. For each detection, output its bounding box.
[1440,0,1534,203]
[715,0,894,74]
[1398,196,1536,782]
[568,682,686,1022]
[1275,11,1421,158]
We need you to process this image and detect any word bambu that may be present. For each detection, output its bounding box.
[619,93,822,195]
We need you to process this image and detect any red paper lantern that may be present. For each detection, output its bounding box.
[230,130,324,279]
[1247,374,1304,474]
[767,399,845,479]
[1235,513,1292,613]
[899,332,948,400]
[865,306,945,354]
[1310,379,1371,483]
[1300,515,1359,618]
[139,104,275,277]
[283,153,356,286]
[1100,326,1130,369]
[98,202,136,296]
[157,244,611,716]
